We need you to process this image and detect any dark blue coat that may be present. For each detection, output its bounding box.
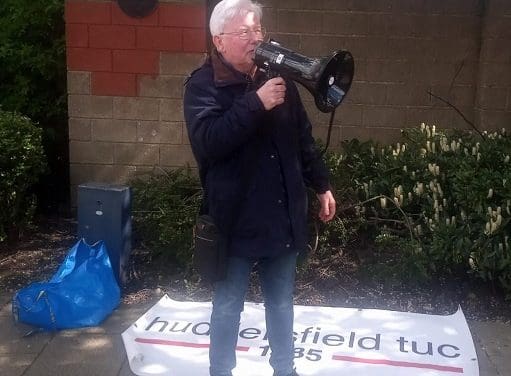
[183,51,330,258]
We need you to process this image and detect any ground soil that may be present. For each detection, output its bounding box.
[1,216,509,323]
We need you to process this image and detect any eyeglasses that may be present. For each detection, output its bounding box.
[220,27,266,40]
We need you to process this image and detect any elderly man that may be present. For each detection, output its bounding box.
[183,0,336,375]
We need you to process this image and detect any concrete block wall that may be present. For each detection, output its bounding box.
[476,0,511,130]
[259,0,488,145]
[65,0,511,200]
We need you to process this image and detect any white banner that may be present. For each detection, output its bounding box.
[122,295,479,376]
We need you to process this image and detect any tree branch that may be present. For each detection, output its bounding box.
[427,90,485,139]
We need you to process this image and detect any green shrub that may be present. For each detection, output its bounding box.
[0,110,47,241]
[0,0,68,212]
[130,168,202,268]
[0,0,66,124]
[325,124,511,296]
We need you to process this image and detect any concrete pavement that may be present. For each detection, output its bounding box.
[1,293,510,376]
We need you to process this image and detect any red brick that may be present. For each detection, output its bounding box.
[91,72,137,96]
[136,27,182,51]
[183,28,207,52]
[67,48,112,72]
[113,50,160,74]
[66,23,88,47]
[112,2,159,26]
[159,4,206,28]
[65,1,111,24]
[89,25,136,49]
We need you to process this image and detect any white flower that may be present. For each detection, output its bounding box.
[437,183,443,197]
[469,254,477,270]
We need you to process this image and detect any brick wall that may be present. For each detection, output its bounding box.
[66,0,206,201]
[66,0,511,201]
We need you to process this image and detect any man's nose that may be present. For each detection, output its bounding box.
[250,32,263,43]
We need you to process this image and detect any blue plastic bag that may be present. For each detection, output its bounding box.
[12,239,120,330]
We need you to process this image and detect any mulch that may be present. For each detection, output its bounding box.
[1,216,510,323]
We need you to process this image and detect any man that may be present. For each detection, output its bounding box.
[183,1,336,375]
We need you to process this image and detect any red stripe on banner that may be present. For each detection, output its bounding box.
[134,338,250,352]
[332,355,464,373]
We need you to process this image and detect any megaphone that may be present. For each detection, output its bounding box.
[254,41,354,113]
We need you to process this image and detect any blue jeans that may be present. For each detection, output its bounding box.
[209,253,298,376]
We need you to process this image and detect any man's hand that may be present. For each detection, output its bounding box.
[256,77,286,110]
[317,190,336,222]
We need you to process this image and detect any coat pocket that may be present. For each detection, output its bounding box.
[193,215,227,283]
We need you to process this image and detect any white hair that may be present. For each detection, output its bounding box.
[209,0,263,36]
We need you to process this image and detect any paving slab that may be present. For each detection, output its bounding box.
[0,293,12,315]
[470,320,511,376]
[23,332,127,376]
[473,336,499,376]
[119,358,137,376]
[0,314,52,355]
[1,296,509,376]
[0,353,34,376]
[62,303,156,336]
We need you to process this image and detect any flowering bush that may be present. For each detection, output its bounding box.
[325,124,511,297]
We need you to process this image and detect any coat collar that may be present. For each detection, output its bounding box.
[211,49,254,88]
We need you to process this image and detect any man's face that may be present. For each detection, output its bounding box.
[213,11,263,74]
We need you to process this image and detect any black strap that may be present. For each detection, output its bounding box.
[321,108,336,157]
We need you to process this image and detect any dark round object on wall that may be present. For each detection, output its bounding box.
[117,0,158,18]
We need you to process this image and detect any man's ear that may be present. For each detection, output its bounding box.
[213,35,224,53]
